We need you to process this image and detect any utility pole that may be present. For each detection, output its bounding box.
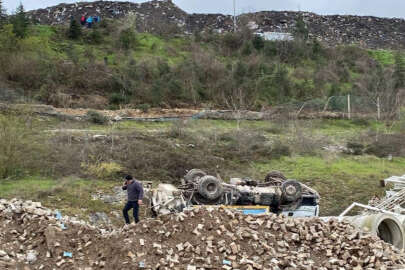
[233,0,237,32]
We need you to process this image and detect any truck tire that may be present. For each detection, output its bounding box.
[185,169,207,183]
[197,176,223,200]
[281,180,302,202]
[265,171,287,182]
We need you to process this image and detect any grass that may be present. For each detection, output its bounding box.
[0,176,124,224]
[252,155,405,215]
[1,115,404,218]
[369,50,395,65]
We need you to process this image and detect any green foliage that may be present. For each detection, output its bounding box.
[394,52,405,89]
[368,50,395,65]
[0,20,403,110]
[346,142,365,155]
[0,24,18,52]
[119,28,137,50]
[82,162,123,179]
[241,42,253,55]
[222,32,243,51]
[109,92,128,106]
[137,103,150,113]
[87,28,103,44]
[0,114,46,179]
[68,19,81,40]
[10,3,29,38]
[252,35,265,50]
[86,110,108,124]
[0,0,6,26]
[294,17,309,40]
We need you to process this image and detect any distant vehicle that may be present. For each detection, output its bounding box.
[147,169,320,217]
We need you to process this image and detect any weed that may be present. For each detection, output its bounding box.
[86,110,108,125]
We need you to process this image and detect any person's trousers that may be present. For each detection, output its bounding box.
[123,201,139,224]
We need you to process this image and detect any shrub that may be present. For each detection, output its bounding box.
[109,92,128,106]
[137,103,150,113]
[365,134,405,158]
[119,28,137,50]
[222,32,243,51]
[346,142,365,155]
[0,114,47,179]
[88,28,103,44]
[270,142,291,159]
[241,42,253,56]
[10,3,29,38]
[68,19,81,40]
[82,162,123,179]
[86,110,108,124]
[252,35,265,50]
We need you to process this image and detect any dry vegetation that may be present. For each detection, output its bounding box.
[1,111,405,216]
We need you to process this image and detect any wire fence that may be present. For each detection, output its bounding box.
[282,95,402,120]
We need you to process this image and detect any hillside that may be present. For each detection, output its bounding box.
[0,14,404,112]
[27,0,405,49]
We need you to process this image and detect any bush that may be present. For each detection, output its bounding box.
[365,134,405,158]
[87,28,103,44]
[109,93,128,106]
[119,28,137,50]
[86,110,108,124]
[68,19,81,40]
[222,32,243,51]
[270,142,291,159]
[137,103,150,113]
[0,114,47,179]
[252,35,265,50]
[346,141,365,155]
[82,162,123,179]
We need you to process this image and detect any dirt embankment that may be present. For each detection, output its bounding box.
[1,103,357,122]
[1,199,405,269]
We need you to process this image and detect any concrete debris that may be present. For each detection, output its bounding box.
[0,198,405,269]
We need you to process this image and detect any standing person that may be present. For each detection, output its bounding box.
[80,14,86,26]
[86,16,93,28]
[122,175,144,224]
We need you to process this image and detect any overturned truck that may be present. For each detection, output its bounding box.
[149,169,320,217]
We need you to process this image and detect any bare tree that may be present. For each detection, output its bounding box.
[355,63,403,121]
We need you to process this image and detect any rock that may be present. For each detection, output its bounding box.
[89,212,111,225]
[26,250,37,264]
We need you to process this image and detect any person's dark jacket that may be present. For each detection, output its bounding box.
[122,180,144,202]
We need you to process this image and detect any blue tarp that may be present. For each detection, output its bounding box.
[242,209,267,215]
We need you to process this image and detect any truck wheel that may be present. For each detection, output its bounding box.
[282,180,302,202]
[197,176,223,200]
[184,169,207,183]
[265,171,287,182]
[191,193,223,205]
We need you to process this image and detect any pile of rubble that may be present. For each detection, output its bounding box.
[1,198,405,269]
[26,0,405,49]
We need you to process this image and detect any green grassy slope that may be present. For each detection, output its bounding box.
[1,22,404,109]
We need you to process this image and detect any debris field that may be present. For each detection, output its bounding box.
[1,199,405,270]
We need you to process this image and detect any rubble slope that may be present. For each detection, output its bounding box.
[1,199,405,269]
[26,0,405,49]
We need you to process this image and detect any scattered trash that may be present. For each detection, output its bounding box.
[55,211,62,220]
[223,259,231,265]
[139,261,145,268]
[63,252,72,258]
[26,250,38,263]
[60,223,67,230]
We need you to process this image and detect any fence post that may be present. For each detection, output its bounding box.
[377,96,381,120]
[347,94,351,120]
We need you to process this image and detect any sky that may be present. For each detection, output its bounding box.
[3,0,405,19]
